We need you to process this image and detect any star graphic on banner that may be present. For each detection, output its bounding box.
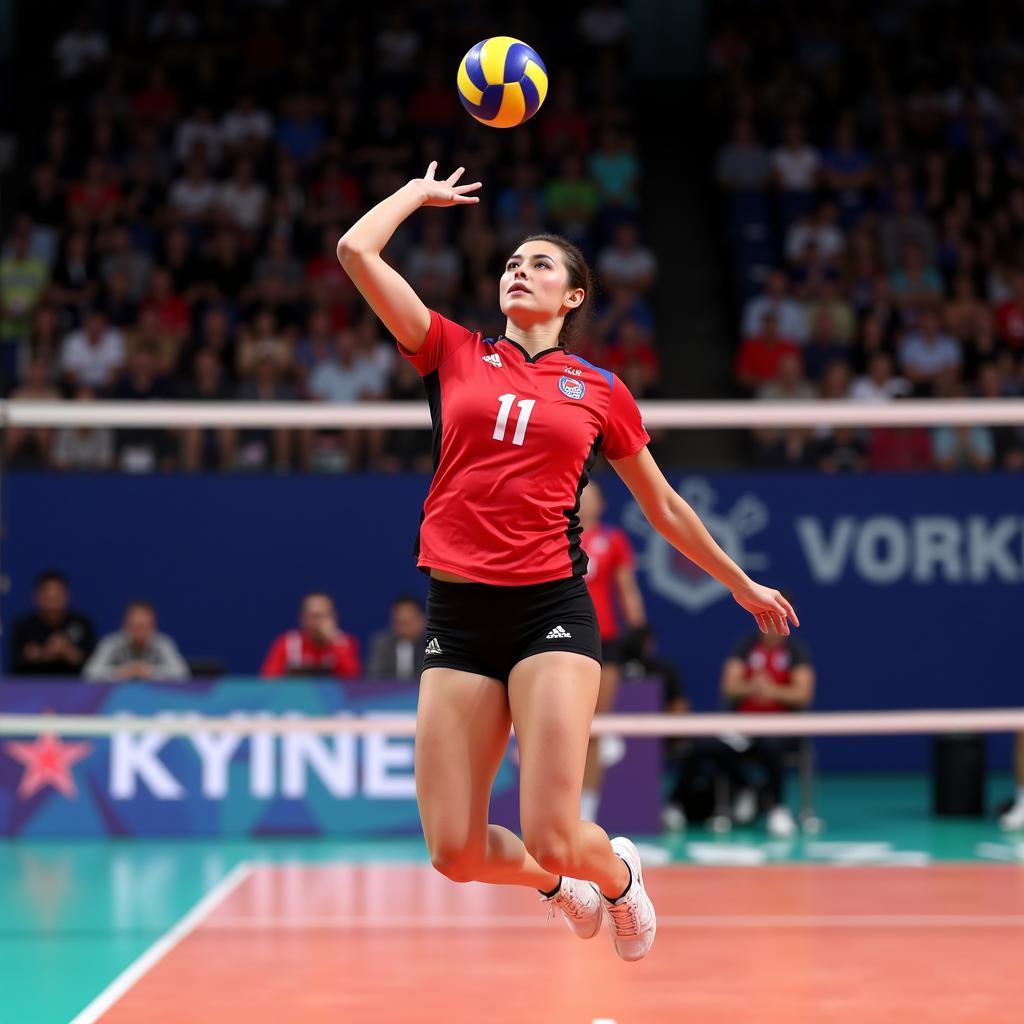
[3,733,93,799]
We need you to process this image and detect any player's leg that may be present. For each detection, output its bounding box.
[581,656,621,821]
[416,665,558,889]
[508,651,628,897]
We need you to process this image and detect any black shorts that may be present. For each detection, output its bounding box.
[423,575,603,684]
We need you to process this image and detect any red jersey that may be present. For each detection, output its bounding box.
[730,635,811,713]
[400,311,649,585]
[734,336,800,384]
[581,523,634,638]
[260,629,361,679]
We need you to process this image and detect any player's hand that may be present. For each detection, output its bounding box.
[411,162,482,207]
[731,582,799,636]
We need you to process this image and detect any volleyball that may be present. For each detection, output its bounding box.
[457,37,548,129]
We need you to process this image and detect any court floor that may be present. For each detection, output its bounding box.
[3,775,1023,1024]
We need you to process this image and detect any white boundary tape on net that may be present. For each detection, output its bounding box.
[2,398,1024,429]
[2,708,1024,738]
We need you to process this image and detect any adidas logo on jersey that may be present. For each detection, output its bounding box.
[482,353,503,368]
[425,637,443,656]
[545,625,573,640]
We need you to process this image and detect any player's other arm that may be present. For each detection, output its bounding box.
[610,447,799,635]
[336,162,480,353]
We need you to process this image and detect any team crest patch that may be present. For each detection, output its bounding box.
[558,376,586,400]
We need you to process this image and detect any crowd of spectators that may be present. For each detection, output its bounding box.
[712,1,1024,471]
[1,1,659,473]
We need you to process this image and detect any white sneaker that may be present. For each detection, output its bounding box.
[999,798,1024,832]
[767,805,797,838]
[541,876,603,939]
[733,787,758,825]
[603,837,657,961]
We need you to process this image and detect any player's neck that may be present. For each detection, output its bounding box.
[502,320,561,357]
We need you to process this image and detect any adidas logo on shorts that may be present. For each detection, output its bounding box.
[425,637,443,656]
[545,625,573,640]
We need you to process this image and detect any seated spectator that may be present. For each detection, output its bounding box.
[802,279,855,346]
[174,103,223,167]
[308,327,387,404]
[880,185,938,271]
[816,427,868,473]
[976,362,1024,470]
[757,350,814,401]
[4,359,59,467]
[180,348,236,472]
[545,154,601,247]
[898,309,962,396]
[932,423,995,472]
[50,234,99,320]
[112,344,177,472]
[772,119,820,224]
[867,425,933,471]
[719,620,815,837]
[99,224,152,304]
[404,217,461,302]
[597,222,657,293]
[821,117,874,225]
[734,310,801,394]
[1,227,50,352]
[52,387,115,471]
[253,233,304,303]
[715,118,772,193]
[742,269,808,344]
[218,157,268,234]
[83,600,189,681]
[261,592,361,679]
[169,156,218,226]
[367,595,426,680]
[220,93,273,155]
[944,271,988,342]
[11,570,95,676]
[235,342,294,472]
[140,268,191,351]
[588,125,641,213]
[995,270,1024,350]
[59,307,126,391]
[785,200,844,266]
[275,94,325,167]
[850,351,911,403]
[890,241,943,310]
[604,320,660,396]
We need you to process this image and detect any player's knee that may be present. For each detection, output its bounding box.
[524,828,577,876]
[429,841,482,883]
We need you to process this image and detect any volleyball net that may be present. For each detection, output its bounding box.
[2,397,1024,429]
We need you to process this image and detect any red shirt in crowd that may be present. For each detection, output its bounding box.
[867,427,932,471]
[399,310,649,585]
[260,629,361,679]
[734,335,801,385]
[995,299,1024,348]
[730,635,812,713]
[581,523,635,639]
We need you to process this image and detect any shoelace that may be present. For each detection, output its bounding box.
[542,883,591,924]
[606,895,640,937]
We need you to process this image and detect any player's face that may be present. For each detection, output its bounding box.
[499,241,583,325]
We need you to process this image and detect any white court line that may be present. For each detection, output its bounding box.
[200,913,1024,930]
[68,861,254,1024]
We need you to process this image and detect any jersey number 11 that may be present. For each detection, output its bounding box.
[492,393,535,446]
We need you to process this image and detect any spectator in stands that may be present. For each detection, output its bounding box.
[261,592,361,679]
[735,310,801,395]
[11,570,95,676]
[59,307,126,391]
[772,120,820,225]
[4,359,59,467]
[715,118,772,194]
[785,200,844,267]
[0,227,50,365]
[890,241,943,311]
[719,618,815,837]
[597,222,657,293]
[898,309,962,396]
[994,270,1024,350]
[880,185,937,270]
[52,386,115,471]
[851,351,911,403]
[742,269,808,343]
[367,595,426,680]
[83,600,189,681]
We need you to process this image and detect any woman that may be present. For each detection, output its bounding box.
[337,162,798,962]
[577,478,646,824]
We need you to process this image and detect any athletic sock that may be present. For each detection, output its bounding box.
[602,858,632,903]
[580,789,600,822]
[539,877,562,899]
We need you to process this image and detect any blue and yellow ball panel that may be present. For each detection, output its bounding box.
[457,36,548,129]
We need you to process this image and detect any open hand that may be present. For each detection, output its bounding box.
[412,162,482,208]
[731,582,799,636]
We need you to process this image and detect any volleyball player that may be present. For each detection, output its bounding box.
[337,162,798,962]
[578,478,646,824]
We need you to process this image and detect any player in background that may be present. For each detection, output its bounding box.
[337,162,798,963]
[578,478,646,823]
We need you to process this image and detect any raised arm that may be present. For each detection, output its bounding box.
[610,447,799,635]
[336,162,481,353]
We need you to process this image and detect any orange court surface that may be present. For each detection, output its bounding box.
[86,862,1024,1023]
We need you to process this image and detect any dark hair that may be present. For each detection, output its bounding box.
[519,233,594,350]
[302,591,335,608]
[35,569,68,589]
[391,594,424,611]
[124,600,156,617]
